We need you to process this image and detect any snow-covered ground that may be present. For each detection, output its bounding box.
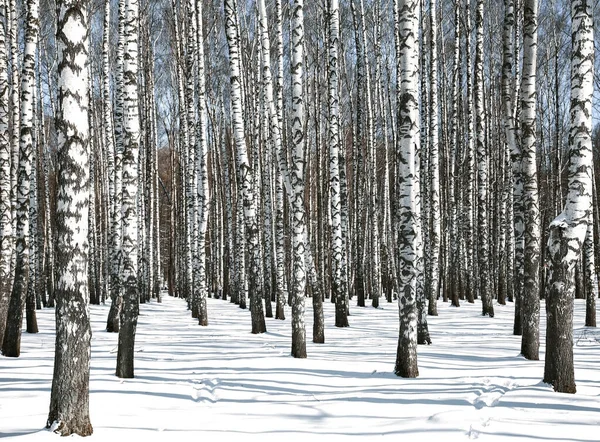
[1,294,599,441]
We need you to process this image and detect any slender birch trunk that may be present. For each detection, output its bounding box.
[520,0,540,360]
[2,0,39,357]
[448,0,461,307]
[394,0,420,378]
[107,0,125,333]
[0,0,12,345]
[464,0,475,304]
[475,0,493,317]
[224,0,266,334]
[328,0,348,327]
[8,0,18,256]
[584,220,596,326]
[428,0,440,316]
[116,0,140,379]
[290,0,307,358]
[195,0,209,326]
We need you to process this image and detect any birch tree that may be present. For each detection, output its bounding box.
[427,0,440,317]
[520,0,540,361]
[224,0,266,334]
[394,0,421,378]
[543,0,594,394]
[195,0,209,326]
[116,0,140,378]
[328,0,349,327]
[290,0,307,358]
[106,0,125,333]
[46,0,93,434]
[2,0,39,357]
[0,0,11,346]
[474,0,493,317]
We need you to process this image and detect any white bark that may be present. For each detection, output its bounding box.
[394,0,420,378]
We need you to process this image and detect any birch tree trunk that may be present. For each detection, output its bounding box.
[107,0,125,333]
[273,0,286,321]
[427,0,440,317]
[195,0,209,326]
[46,0,93,434]
[116,0,140,379]
[394,0,420,378]
[583,220,596,327]
[520,0,540,361]
[224,0,266,334]
[543,0,594,394]
[464,0,475,304]
[0,0,12,346]
[328,0,348,327]
[8,0,19,257]
[475,0,494,317]
[290,0,307,358]
[2,0,39,357]
[448,0,461,307]
[503,0,524,336]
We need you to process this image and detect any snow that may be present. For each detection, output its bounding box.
[1,295,600,441]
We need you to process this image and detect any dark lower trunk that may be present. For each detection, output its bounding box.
[521,243,540,360]
[26,283,38,333]
[395,301,418,378]
[417,291,431,345]
[264,282,273,318]
[544,282,576,393]
[106,293,121,333]
[574,259,585,299]
[586,284,596,327]
[513,290,522,335]
[249,270,266,334]
[355,262,365,307]
[291,295,306,358]
[116,280,139,378]
[198,294,208,326]
[2,259,28,357]
[312,289,324,344]
[275,291,285,320]
[0,277,11,347]
[333,277,348,327]
[47,291,93,436]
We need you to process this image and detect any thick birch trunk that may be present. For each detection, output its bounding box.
[544,0,594,394]
[46,0,93,434]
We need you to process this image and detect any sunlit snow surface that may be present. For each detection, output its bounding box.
[1,295,599,441]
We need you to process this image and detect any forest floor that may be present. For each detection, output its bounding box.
[1,293,599,441]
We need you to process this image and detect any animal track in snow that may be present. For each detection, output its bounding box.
[190,378,219,403]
